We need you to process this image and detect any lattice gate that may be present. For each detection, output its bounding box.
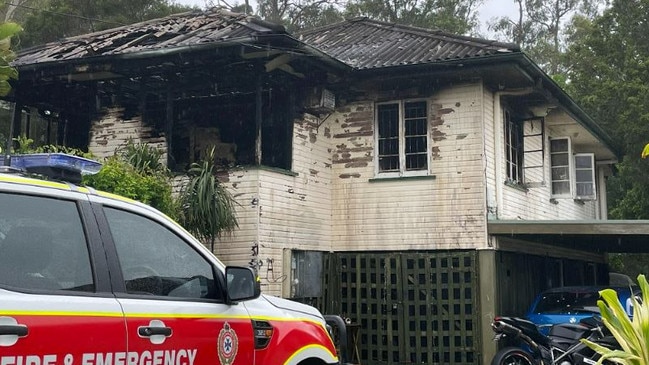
[320,251,480,365]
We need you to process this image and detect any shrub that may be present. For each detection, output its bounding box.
[582,274,649,365]
[177,146,238,252]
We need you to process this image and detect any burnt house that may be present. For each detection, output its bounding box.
[6,9,649,365]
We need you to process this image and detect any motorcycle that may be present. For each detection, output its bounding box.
[490,316,618,365]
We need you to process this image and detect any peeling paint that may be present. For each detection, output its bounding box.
[333,131,373,138]
[339,173,361,178]
[309,168,319,176]
[309,132,317,143]
[430,103,448,142]
[432,146,441,160]
[432,130,447,142]
[456,133,468,140]
[345,161,369,168]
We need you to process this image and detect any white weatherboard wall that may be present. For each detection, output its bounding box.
[329,83,489,251]
[219,114,334,295]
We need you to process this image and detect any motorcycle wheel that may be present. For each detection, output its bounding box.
[491,347,535,365]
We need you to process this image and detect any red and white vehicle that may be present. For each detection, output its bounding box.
[0,154,340,365]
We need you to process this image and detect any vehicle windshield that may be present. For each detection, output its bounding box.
[533,291,600,314]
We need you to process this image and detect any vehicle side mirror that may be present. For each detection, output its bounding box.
[225,266,260,303]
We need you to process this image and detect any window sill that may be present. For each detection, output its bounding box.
[504,180,528,192]
[369,175,436,183]
[226,165,299,177]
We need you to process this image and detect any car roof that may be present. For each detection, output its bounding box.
[538,285,636,294]
[0,171,135,202]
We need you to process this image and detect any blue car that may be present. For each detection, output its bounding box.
[525,286,637,334]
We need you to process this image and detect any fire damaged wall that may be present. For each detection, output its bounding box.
[89,108,167,161]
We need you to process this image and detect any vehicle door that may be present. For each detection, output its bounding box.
[0,191,125,363]
[94,202,255,365]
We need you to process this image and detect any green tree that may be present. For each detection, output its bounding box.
[256,0,344,32]
[0,22,21,155]
[565,0,649,220]
[344,0,480,34]
[178,147,238,252]
[0,22,21,97]
[488,0,602,75]
[564,0,649,277]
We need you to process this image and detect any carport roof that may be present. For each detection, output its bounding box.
[488,220,649,253]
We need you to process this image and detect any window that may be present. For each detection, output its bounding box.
[550,138,597,200]
[574,153,596,200]
[504,109,523,183]
[104,207,218,299]
[376,100,429,176]
[0,193,93,292]
[550,138,571,196]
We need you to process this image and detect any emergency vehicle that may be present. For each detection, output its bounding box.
[0,153,341,365]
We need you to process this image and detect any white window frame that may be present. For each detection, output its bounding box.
[375,100,430,177]
[549,137,597,201]
[550,137,572,198]
[573,153,596,200]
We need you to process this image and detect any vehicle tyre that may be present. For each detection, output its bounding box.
[491,347,535,365]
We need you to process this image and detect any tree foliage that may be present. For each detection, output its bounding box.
[0,22,21,96]
[251,0,480,33]
[344,0,480,33]
[82,142,177,218]
[255,0,343,32]
[564,0,649,220]
[488,0,602,75]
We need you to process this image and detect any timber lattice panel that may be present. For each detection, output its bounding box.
[321,251,480,365]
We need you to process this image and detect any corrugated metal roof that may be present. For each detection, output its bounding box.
[14,8,286,66]
[298,18,521,70]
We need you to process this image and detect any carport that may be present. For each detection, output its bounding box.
[489,220,649,253]
[478,219,649,363]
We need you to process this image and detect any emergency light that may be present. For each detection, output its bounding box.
[7,153,102,183]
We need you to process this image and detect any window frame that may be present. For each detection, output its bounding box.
[504,108,524,184]
[574,153,596,200]
[548,137,598,201]
[375,99,430,177]
[550,137,573,198]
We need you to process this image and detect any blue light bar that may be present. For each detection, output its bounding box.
[10,153,102,175]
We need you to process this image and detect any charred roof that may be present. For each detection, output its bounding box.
[14,8,289,67]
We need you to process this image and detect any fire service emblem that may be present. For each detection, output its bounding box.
[218,322,239,365]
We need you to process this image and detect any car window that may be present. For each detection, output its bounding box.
[0,192,94,292]
[103,207,218,300]
[533,290,600,314]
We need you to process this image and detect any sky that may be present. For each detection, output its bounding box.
[173,0,519,36]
